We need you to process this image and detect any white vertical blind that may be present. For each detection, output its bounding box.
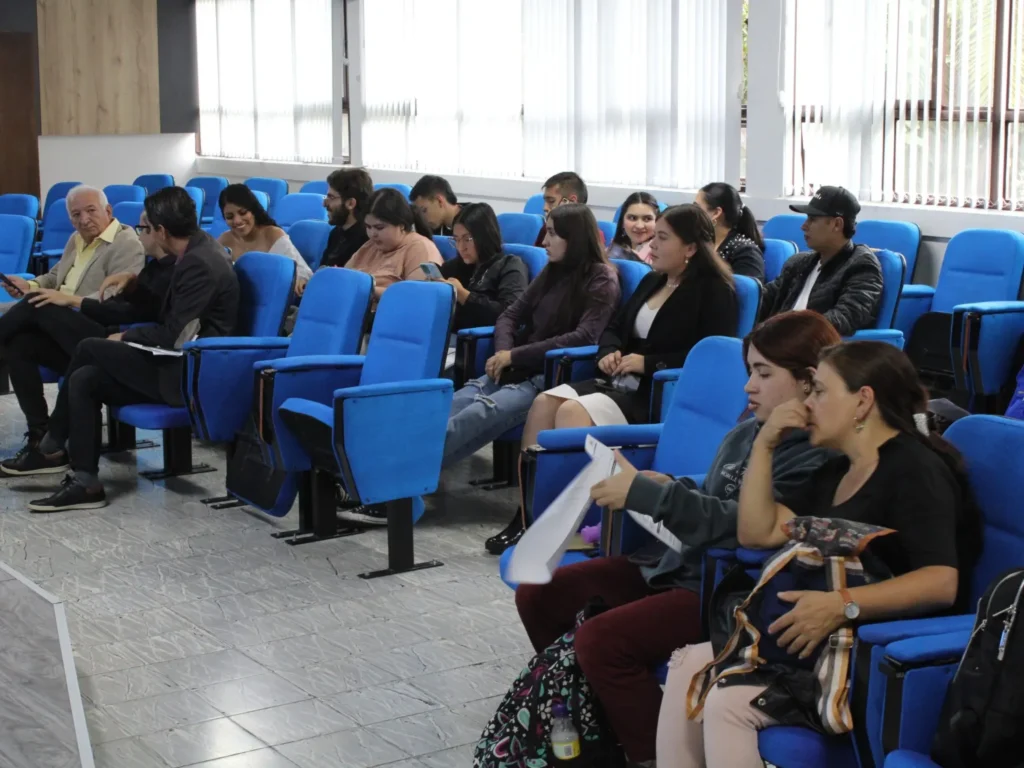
[361,0,740,188]
[196,0,333,163]
[786,0,1024,210]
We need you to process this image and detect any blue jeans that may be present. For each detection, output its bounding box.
[443,373,546,467]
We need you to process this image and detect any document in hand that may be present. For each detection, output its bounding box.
[504,435,618,585]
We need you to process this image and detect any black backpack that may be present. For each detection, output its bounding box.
[473,602,625,768]
[931,568,1024,767]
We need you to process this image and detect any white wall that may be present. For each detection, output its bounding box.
[38,133,197,203]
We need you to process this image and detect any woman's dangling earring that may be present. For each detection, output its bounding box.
[854,416,865,433]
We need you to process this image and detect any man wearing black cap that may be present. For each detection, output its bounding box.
[759,186,883,336]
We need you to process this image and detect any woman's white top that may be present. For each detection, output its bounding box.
[633,301,659,339]
[270,235,313,281]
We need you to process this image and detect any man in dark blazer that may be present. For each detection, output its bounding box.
[1,187,240,512]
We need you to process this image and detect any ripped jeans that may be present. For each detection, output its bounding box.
[442,373,546,468]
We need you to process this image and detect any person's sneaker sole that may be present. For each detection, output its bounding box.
[28,498,107,513]
[1,461,71,477]
[337,509,389,526]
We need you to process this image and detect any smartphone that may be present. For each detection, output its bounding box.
[420,262,444,281]
[0,273,24,297]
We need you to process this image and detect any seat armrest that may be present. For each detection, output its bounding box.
[255,354,365,373]
[955,302,1024,396]
[546,345,600,388]
[848,329,905,348]
[953,300,1024,314]
[902,284,936,299]
[856,614,974,647]
[536,423,663,452]
[651,367,684,422]
[882,629,971,669]
[334,379,453,400]
[455,326,496,388]
[184,337,291,352]
[545,345,600,361]
[883,750,941,768]
[456,325,496,340]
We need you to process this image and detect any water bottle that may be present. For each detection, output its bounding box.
[550,703,581,761]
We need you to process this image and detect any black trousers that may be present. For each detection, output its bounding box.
[48,338,168,476]
[0,301,109,432]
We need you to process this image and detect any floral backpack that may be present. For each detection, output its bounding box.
[473,602,625,768]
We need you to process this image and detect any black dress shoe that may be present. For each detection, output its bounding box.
[485,511,526,555]
[1,441,69,476]
[28,475,107,513]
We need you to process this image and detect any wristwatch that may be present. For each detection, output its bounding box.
[839,588,861,621]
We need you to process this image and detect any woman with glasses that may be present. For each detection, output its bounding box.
[440,203,529,331]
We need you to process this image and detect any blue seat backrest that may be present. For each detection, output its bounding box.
[504,244,547,282]
[597,220,616,245]
[856,219,922,281]
[132,174,174,194]
[43,182,81,220]
[763,238,798,282]
[871,248,906,329]
[497,212,545,246]
[206,219,230,239]
[0,214,37,273]
[374,182,413,199]
[433,235,458,261]
[611,258,652,304]
[651,336,749,476]
[612,201,668,223]
[39,201,75,251]
[944,415,1024,606]
[289,268,373,358]
[932,229,1024,314]
[245,177,289,214]
[103,184,146,207]
[275,193,328,229]
[289,220,333,268]
[232,252,296,337]
[762,214,808,252]
[112,201,145,228]
[186,176,229,220]
[0,194,40,219]
[300,180,329,195]
[524,193,545,215]
[184,186,206,219]
[360,281,454,386]
[735,274,761,337]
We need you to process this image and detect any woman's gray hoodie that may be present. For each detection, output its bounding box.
[624,418,832,590]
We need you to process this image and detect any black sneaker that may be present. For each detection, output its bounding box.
[336,486,361,510]
[337,504,389,526]
[28,475,107,513]
[1,440,70,476]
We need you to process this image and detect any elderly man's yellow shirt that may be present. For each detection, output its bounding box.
[29,218,121,295]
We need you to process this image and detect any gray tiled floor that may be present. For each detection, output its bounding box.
[0,386,528,767]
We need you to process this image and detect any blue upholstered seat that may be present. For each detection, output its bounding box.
[497,212,545,246]
[274,193,328,231]
[132,174,174,194]
[186,176,229,224]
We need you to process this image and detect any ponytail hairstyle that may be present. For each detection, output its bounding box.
[365,187,433,237]
[700,182,765,251]
[611,191,659,249]
[818,341,982,590]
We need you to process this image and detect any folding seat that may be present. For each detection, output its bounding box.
[496,212,545,246]
[111,202,144,229]
[183,186,206,220]
[523,193,545,215]
[185,176,229,224]
[433,235,458,261]
[288,220,333,269]
[109,252,296,480]
[103,184,146,207]
[856,220,921,283]
[497,336,750,588]
[373,182,412,198]
[846,248,907,349]
[244,177,289,215]
[299,180,329,195]
[0,214,38,274]
[246,281,453,562]
[34,201,75,271]
[132,174,174,194]
[41,182,81,222]
[0,194,40,220]
[762,214,808,252]
[596,220,616,245]
[763,238,798,282]
[274,193,328,231]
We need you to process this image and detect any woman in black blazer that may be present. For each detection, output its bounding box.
[523,204,738,434]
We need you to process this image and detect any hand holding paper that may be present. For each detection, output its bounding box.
[590,451,638,509]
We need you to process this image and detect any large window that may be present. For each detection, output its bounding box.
[785,0,1024,210]
[361,0,743,188]
[196,0,336,163]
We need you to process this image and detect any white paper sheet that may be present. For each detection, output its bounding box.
[125,343,183,357]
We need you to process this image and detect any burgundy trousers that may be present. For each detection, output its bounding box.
[514,556,703,763]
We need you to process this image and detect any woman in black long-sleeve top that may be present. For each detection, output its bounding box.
[695,182,766,283]
[522,204,738,433]
[439,203,528,331]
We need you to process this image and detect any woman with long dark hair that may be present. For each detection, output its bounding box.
[513,311,843,766]
[608,191,659,263]
[217,184,312,291]
[656,341,981,768]
[695,182,765,282]
[346,187,443,298]
[444,203,620,471]
[440,202,528,331]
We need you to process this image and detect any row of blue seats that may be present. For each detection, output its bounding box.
[493,332,1024,768]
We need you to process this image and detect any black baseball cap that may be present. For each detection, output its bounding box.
[789,186,861,223]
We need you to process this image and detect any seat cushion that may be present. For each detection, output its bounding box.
[112,404,191,430]
[757,727,858,768]
[498,546,593,589]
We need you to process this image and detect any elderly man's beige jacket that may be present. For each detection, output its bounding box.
[33,220,145,298]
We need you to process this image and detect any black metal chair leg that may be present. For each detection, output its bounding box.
[359,497,443,579]
[139,427,214,481]
[271,469,364,545]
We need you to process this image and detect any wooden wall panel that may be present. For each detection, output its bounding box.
[0,33,41,195]
[37,0,160,136]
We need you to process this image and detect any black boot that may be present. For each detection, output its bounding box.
[485,509,525,555]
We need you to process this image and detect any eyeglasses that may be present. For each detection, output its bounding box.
[134,224,152,234]
[325,193,343,202]
[448,236,474,247]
